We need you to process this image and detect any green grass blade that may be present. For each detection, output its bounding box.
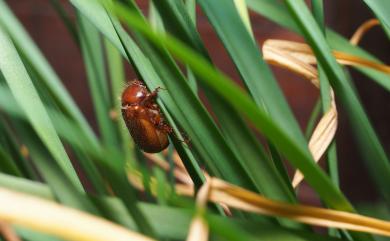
[311,0,325,30]
[49,0,80,44]
[183,0,198,92]
[0,116,37,179]
[0,147,23,177]
[197,0,310,159]
[213,101,297,204]
[233,0,253,36]
[0,27,82,190]
[77,14,119,148]
[150,0,208,57]
[312,1,342,236]
[0,173,53,200]
[104,39,134,160]
[148,2,165,31]
[246,0,300,32]
[16,227,64,241]
[185,0,196,23]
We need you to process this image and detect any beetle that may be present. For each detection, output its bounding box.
[121,80,172,153]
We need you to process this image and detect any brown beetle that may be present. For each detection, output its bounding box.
[121,80,172,153]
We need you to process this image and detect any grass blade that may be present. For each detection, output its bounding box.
[361,0,390,39]
[197,0,309,158]
[77,14,120,148]
[0,26,82,190]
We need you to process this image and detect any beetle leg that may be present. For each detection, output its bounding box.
[164,126,190,144]
[141,87,165,106]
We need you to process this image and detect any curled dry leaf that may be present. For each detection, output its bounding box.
[0,187,155,241]
[263,39,390,74]
[262,18,390,187]
[263,39,338,187]
[350,19,380,45]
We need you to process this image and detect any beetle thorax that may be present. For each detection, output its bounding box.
[121,82,148,106]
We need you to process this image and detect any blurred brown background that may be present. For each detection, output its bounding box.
[5,0,390,203]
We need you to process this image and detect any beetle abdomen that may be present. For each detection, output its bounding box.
[128,118,169,153]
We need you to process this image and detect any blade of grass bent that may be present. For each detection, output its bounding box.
[0,26,82,190]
